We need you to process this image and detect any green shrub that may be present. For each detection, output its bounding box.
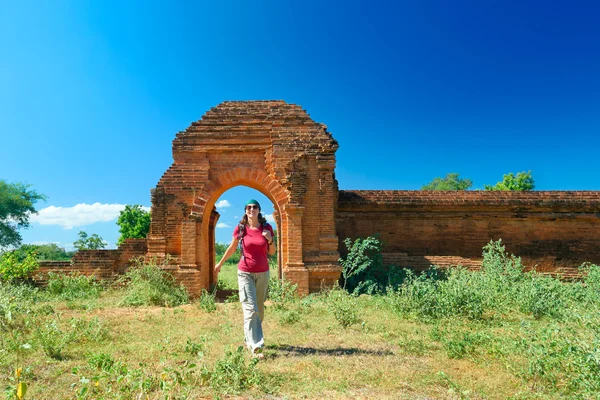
[339,236,406,295]
[46,272,103,300]
[209,346,263,394]
[35,320,72,360]
[0,251,39,282]
[278,309,301,325]
[327,287,360,328]
[518,275,566,320]
[88,352,115,372]
[198,289,217,313]
[268,278,297,310]
[118,259,189,307]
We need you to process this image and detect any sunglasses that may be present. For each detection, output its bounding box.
[245,205,259,210]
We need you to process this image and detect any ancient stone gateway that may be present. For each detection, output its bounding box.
[148,101,341,296]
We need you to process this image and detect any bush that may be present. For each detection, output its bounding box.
[198,289,217,313]
[46,272,103,300]
[339,236,405,295]
[208,346,263,394]
[268,278,297,310]
[0,251,39,282]
[118,259,189,307]
[327,287,360,328]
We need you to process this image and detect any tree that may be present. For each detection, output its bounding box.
[0,180,46,249]
[12,243,75,261]
[73,231,107,250]
[116,205,151,246]
[485,171,535,191]
[421,173,473,190]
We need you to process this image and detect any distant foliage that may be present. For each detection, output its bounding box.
[116,205,151,246]
[0,251,39,282]
[11,243,75,261]
[73,231,107,251]
[118,258,189,307]
[485,170,535,191]
[421,173,473,190]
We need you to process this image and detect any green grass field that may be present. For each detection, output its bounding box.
[2,241,600,399]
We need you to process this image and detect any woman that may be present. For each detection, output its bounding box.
[215,199,276,358]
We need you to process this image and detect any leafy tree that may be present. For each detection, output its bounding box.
[116,205,151,246]
[12,243,75,261]
[485,171,535,191]
[73,231,107,251]
[0,180,46,249]
[422,173,473,190]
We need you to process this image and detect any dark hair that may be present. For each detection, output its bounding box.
[239,213,267,226]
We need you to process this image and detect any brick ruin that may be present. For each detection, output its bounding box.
[37,101,600,294]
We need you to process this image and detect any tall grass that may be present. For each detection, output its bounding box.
[117,258,189,307]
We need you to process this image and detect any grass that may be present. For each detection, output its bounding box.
[2,241,600,399]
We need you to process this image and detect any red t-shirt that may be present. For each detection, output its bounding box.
[233,223,274,273]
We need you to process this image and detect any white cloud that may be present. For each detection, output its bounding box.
[264,213,275,223]
[216,222,231,229]
[216,200,231,209]
[30,203,129,229]
[234,215,239,219]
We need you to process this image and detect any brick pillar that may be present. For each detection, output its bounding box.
[181,216,197,269]
[283,204,309,295]
[317,161,340,263]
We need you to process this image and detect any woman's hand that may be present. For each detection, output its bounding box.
[262,230,273,244]
[214,261,222,274]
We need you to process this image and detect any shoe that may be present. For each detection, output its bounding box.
[252,346,264,359]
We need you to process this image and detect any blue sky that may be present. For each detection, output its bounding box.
[1,1,599,249]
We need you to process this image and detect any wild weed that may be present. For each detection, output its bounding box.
[46,272,103,300]
[35,320,72,360]
[268,277,297,310]
[198,289,217,313]
[327,286,360,329]
[117,258,189,307]
[208,346,264,394]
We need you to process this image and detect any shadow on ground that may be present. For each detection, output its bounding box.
[266,344,394,357]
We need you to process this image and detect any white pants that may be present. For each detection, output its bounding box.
[237,270,269,351]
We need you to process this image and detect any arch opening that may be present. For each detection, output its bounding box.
[207,186,281,293]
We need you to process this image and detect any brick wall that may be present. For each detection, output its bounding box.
[337,190,600,277]
[34,239,147,285]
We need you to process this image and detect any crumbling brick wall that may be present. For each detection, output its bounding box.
[337,190,600,277]
[34,238,147,285]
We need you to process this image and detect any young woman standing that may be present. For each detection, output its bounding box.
[214,199,276,358]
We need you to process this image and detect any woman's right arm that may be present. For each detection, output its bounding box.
[214,238,239,274]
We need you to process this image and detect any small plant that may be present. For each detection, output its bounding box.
[198,289,217,313]
[117,258,189,307]
[278,309,301,325]
[184,337,206,357]
[209,346,263,394]
[268,278,297,310]
[35,320,72,360]
[327,287,360,329]
[87,352,115,372]
[46,272,102,300]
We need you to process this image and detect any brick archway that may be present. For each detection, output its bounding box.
[148,101,342,295]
